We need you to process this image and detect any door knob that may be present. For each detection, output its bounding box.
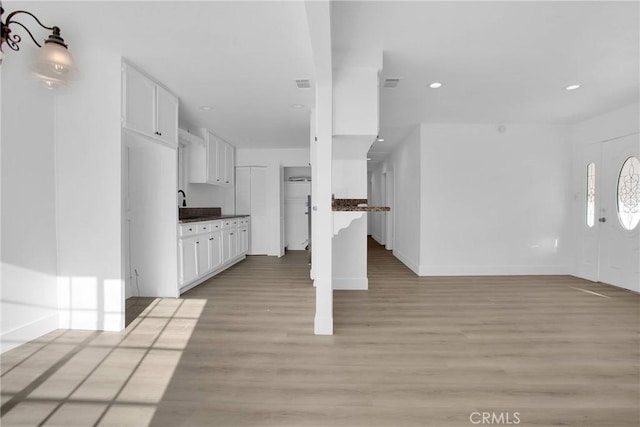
[598,217,606,223]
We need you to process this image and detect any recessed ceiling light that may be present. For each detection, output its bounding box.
[429,82,443,89]
[376,137,384,142]
[291,104,304,109]
[565,84,581,91]
[199,106,213,111]
[367,158,372,161]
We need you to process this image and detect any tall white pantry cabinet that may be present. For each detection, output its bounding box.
[235,167,268,255]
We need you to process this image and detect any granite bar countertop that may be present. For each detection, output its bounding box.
[332,198,390,212]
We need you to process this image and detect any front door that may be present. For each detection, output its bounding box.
[579,133,640,292]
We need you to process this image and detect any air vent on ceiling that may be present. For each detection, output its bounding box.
[296,79,312,89]
[383,78,401,88]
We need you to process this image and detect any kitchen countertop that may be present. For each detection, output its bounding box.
[179,215,250,224]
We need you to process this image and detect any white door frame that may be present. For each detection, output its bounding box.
[380,172,386,246]
[384,170,395,251]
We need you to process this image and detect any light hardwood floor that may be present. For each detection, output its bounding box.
[1,238,639,426]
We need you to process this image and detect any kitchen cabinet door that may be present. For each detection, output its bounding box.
[195,235,209,276]
[208,231,222,271]
[178,236,199,285]
[239,226,249,254]
[155,85,179,145]
[222,229,238,263]
[225,143,234,185]
[123,64,156,137]
[207,134,220,184]
[216,141,228,185]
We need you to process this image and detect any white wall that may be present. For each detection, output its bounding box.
[373,126,422,273]
[55,50,124,331]
[0,49,60,352]
[369,167,385,244]
[419,124,571,275]
[186,183,235,214]
[236,148,309,256]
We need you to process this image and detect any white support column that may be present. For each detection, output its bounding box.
[305,0,333,335]
[314,82,333,335]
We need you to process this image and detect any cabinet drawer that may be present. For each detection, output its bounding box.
[179,224,197,236]
[196,223,211,234]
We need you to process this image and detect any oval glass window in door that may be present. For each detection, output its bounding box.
[617,156,640,230]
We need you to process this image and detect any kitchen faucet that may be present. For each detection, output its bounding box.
[178,189,187,207]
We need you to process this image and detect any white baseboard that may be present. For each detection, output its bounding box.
[417,264,570,276]
[1,314,58,354]
[392,249,420,275]
[333,277,368,290]
[314,315,333,335]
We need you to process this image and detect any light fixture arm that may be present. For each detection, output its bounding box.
[1,4,62,52]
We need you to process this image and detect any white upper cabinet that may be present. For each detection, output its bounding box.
[188,129,234,186]
[155,85,179,145]
[122,62,178,146]
[122,64,155,136]
[224,142,235,186]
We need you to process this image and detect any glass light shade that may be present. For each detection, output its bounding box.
[32,72,67,90]
[32,41,77,81]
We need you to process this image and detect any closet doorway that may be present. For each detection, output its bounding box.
[283,167,311,251]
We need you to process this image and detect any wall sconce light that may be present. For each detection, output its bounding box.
[0,2,77,88]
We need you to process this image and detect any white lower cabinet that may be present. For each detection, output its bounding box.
[178,217,249,292]
[178,236,199,285]
[238,226,249,254]
[208,231,222,271]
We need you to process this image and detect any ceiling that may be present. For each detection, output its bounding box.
[8,1,316,149]
[331,1,639,162]
[5,1,639,156]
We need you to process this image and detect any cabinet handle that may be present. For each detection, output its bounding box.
[209,238,214,241]
[230,233,234,236]
[196,241,200,244]
[225,181,229,183]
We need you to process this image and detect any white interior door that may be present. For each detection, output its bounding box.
[598,134,639,292]
[579,134,640,292]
